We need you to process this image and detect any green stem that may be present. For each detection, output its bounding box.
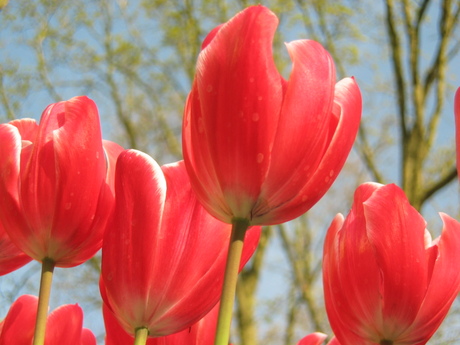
[133,327,149,345]
[214,218,249,345]
[33,258,55,345]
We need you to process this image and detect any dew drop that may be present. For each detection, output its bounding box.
[252,113,259,122]
[96,151,100,159]
[257,96,263,101]
[257,153,264,163]
[249,77,255,83]
[329,169,334,177]
[64,202,71,210]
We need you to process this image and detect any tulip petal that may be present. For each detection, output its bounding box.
[324,183,384,343]
[363,184,428,337]
[259,39,335,215]
[0,124,33,270]
[0,295,37,345]
[45,304,84,345]
[101,149,167,332]
[184,5,283,220]
[258,77,361,225]
[296,332,327,345]
[400,213,460,343]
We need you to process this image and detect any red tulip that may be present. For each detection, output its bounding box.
[455,87,460,176]
[0,97,114,267]
[323,183,460,345]
[297,333,340,345]
[182,5,361,225]
[0,295,96,345]
[100,151,260,337]
[103,301,220,345]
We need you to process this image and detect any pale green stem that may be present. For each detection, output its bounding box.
[33,258,55,345]
[133,327,149,345]
[214,218,249,345]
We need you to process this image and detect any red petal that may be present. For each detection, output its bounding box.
[363,184,428,337]
[296,332,327,345]
[0,295,37,345]
[45,304,84,345]
[258,77,361,224]
[400,213,460,343]
[259,40,335,216]
[101,149,167,334]
[323,183,384,343]
[184,5,283,220]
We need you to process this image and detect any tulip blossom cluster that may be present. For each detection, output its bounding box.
[0,4,459,345]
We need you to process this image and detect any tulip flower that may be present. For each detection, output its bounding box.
[182,5,361,344]
[103,302,220,345]
[455,87,460,175]
[297,333,340,345]
[323,183,460,345]
[0,96,117,345]
[182,5,361,226]
[0,295,96,345]
[100,151,260,345]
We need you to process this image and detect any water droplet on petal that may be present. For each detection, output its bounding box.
[252,113,259,122]
[257,153,264,163]
[257,96,263,101]
[64,202,71,210]
[249,77,255,83]
[206,85,213,92]
[96,151,100,159]
[329,170,334,177]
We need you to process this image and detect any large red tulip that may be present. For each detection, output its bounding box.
[0,97,114,267]
[0,295,96,345]
[323,183,460,345]
[100,151,260,337]
[182,5,361,225]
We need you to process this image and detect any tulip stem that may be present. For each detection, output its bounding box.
[33,257,55,345]
[133,327,149,345]
[214,218,249,345]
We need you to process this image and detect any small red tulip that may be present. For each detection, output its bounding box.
[0,97,115,267]
[323,183,460,345]
[182,5,361,225]
[297,333,340,345]
[100,151,260,337]
[0,295,96,345]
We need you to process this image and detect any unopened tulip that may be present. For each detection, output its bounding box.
[182,5,361,226]
[0,295,96,345]
[0,97,114,267]
[100,151,260,338]
[323,183,460,345]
